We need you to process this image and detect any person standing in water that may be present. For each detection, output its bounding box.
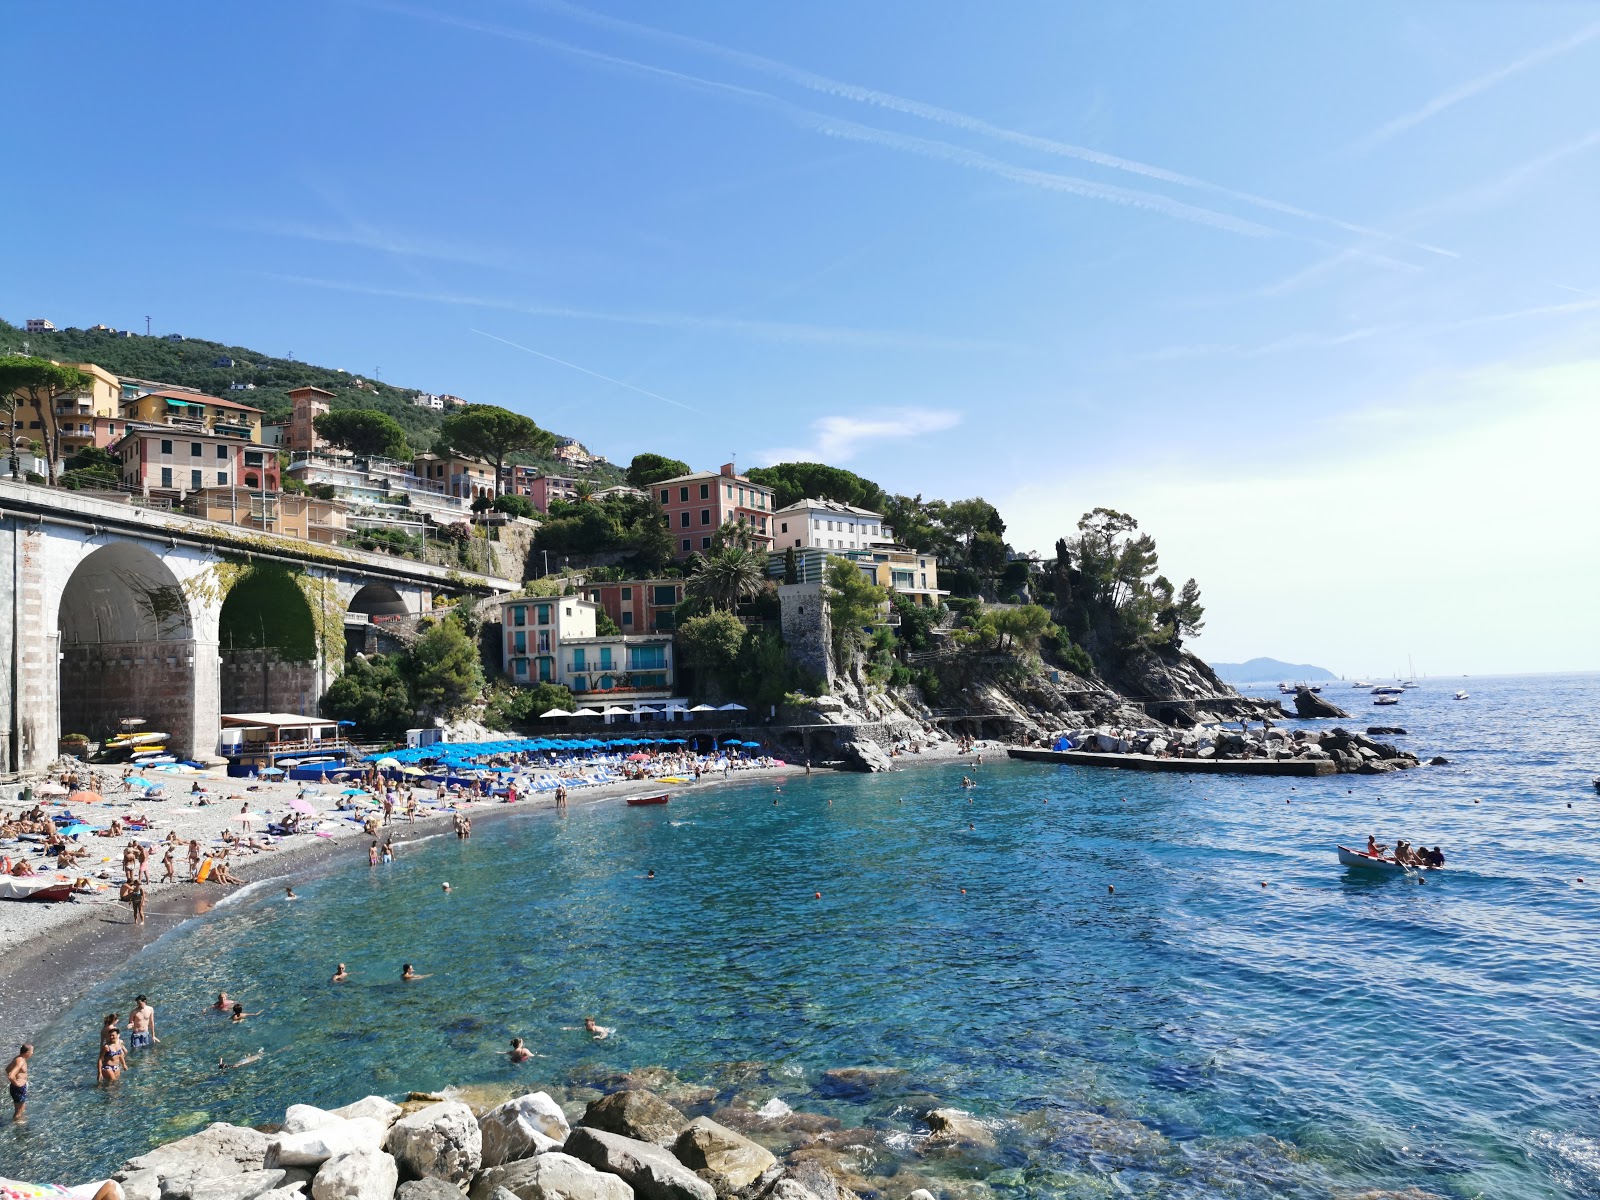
[5,1043,30,1121]
[128,995,158,1049]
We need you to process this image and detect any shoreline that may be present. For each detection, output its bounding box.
[0,741,982,1058]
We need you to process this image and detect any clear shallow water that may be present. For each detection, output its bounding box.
[7,673,1600,1198]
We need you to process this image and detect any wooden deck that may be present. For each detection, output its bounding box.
[1006,747,1338,777]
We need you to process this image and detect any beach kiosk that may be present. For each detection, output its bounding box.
[220,712,352,778]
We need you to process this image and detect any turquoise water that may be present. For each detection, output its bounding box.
[6,673,1600,1198]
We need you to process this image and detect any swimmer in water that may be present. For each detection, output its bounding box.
[509,1037,533,1063]
[284,887,298,900]
[229,1003,262,1023]
[401,963,431,982]
[583,1016,611,1040]
[645,869,655,879]
[211,992,234,1013]
[331,963,349,983]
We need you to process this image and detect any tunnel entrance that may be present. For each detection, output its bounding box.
[218,566,320,714]
[345,582,411,657]
[57,543,197,753]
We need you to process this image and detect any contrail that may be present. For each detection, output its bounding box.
[469,328,705,414]
[523,0,1455,258]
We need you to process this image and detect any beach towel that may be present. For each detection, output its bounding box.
[1,1179,122,1199]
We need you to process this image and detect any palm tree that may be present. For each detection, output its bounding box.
[572,480,596,503]
[686,547,766,611]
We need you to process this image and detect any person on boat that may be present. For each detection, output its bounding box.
[508,1037,533,1063]
[1430,846,1446,867]
[1365,835,1387,859]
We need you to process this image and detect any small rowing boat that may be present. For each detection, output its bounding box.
[0,875,75,902]
[626,794,669,807]
[1336,845,1442,874]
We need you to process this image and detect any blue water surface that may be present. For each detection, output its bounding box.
[6,673,1600,1198]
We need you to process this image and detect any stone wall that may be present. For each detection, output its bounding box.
[221,649,321,716]
[60,641,198,752]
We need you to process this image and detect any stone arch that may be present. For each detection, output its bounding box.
[57,542,198,751]
[218,566,320,714]
[348,582,410,618]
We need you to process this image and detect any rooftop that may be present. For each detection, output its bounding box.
[135,388,264,415]
[774,497,886,519]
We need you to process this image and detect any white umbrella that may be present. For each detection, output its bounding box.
[717,702,749,711]
[36,782,70,796]
[376,757,401,768]
[540,708,575,718]
[601,705,630,715]
[572,707,603,717]
[689,704,719,712]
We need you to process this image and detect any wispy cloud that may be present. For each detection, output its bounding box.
[1349,18,1600,153]
[364,2,1304,242]
[1425,125,1600,216]
[470,328,703,413]
[525,0,1454,259]
[755,409,962,465]
[266,273,1003,350]
[1140,324,1402,361]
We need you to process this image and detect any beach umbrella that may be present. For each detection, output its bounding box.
[740,741,762,748]
[402,766,428,777]
[717,702,748,711]
[35,782,69,796]
[541,708,575,718]
[68,790,103,804]
[626,752,650,761]
[376,757,401,768]
[289,797,318,815]
[689,704,719,713]
[572,707,603,717]
[340,787,368,796]
[258,767,285,776]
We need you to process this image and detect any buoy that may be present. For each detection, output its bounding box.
[814,891,822,899]
[1260,881,1267,887]
[960,888,967,895]
[1578,878,1585,884]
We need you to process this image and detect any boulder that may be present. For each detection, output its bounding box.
[838,738,893,773]
[469,1151,635,1200]
[268,1118,386,1169]
[283,1106,341,1136]
[1429,756,1450,766]
[480,1091,573,1167]
[119,1171,163,1200]
[581,1090,689,1146]
[398,1180,466,1200]
[1367,726,1407,737]
[332,1096,405,1128]
[387,1100,483,1185]
[815,1067,905,1099]
[565,1127,715,1200]
[119,1124,275,1196]
[310,1149,398,1200]
[905,1192,937,1200]
[1357,760,1397,775]
[922,1109,996,1151]
[1293,688,1349,719]
[184,1173,292,1200]
[671,1118,777,1192]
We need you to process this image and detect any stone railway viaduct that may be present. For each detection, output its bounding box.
[0,479,517,773]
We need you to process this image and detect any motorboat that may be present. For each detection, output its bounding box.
[1337,846,1443,874]
[1374,695,1400,706]
[1278,682,1295,695]
[1352,681,1373,688]
[1371,686,1404,695]
[0,875,76,902]
[1453,691,1469,700]
[626,794,670,807]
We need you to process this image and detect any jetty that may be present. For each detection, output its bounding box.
[1007,746,1338,777]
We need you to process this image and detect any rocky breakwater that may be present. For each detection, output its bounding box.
[1049,722,1423,774]
[1292,686,1349,719]
[103,1086,886,1200]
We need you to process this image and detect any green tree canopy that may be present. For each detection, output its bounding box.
[676,609,747,699]
[626,452,691,489]
[824,555,887,672]
[745,462,887,512]
[319,655,413,739]
[313,408,410,458]
[0,355,88,484]
[404,616,485,714]
[686,546,767,611]
[438,405,556,494]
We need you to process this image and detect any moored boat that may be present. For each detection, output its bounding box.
[626,794,670,807]
[0,875,75,902]
[1374,695,1400,706]
[1337,845,1442,874]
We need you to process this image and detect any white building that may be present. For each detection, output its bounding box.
[772,498,895,552]
[25,318,56,333]
[500,595,674,700]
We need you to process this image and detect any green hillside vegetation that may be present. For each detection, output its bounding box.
[0,318,620,480]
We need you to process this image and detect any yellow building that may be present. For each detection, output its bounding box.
[121,388,265,443]
[183,488,346,544]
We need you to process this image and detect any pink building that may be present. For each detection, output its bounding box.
[501,465,578,512]
[115,426,280,497]
[654,464,775,559]
[582,579,686,634]
[287,386,334,454]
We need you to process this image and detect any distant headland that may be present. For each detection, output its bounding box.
[1209,657,1336,683]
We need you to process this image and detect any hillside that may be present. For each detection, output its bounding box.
[1210,656,1336,683]
[0,318,621,480]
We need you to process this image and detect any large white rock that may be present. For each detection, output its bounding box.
[385,1100,483,1184]
[311,1149,398,1200]
[283,1106,341,1135]
[331,1095,404,1128]
[469,1152,634,1200]
[188,1172,292,1200]
[269,1118,386,1168]
[480,1091,573,1168]
[119,1123,272,1181]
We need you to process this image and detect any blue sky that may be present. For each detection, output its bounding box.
[7,2,1599,675]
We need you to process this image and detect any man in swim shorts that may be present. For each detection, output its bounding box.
[6,1043,30,1120]
[128,995,157,1049]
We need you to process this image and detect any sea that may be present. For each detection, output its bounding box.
[4,672,1599,1199]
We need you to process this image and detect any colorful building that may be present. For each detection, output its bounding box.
[500,596,674,698]
[183,488,346,543]
[769,545,947,608]
[414,452,496,500]
[654,464,775,558]
[501,465,578,512]
[114,426,279,497]
[286,386,334,454]
[120,388,264,444]
[582,579,686,634]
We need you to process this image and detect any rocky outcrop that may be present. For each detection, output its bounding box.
[386,1100,483,1185]
[311,1149,399,1200]
[119,1123,274,1182]
[470,1152,634,1200]
[398,1181,468,1200]
[332,1096,404,1128]
[581,1089,689,1146]
[1293,687,1349,719]
[268,1118,386,1169]
[181,1171,292,1200]
[837,737,893,773]
[671,1118,777,1192]
[565,1127,716,1200]
[480,1091,571,1168]
[922,1108,997,1151]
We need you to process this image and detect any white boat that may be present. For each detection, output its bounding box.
[1453,691,1469,700]
[1337,846,1442,874]
[1352,681,1373,688]
[1278,682,1295,695]
[0,875,75,902]
[1374,695,1400,706]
